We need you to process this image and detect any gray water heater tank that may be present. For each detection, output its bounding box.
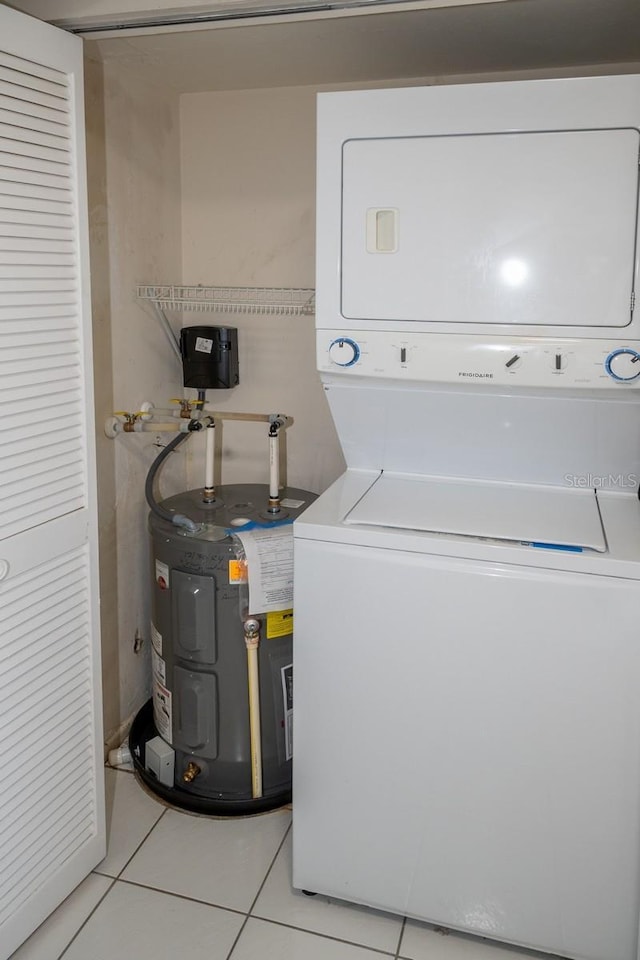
[131,482,314,815]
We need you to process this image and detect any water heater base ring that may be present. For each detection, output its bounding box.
[128,700,292,816]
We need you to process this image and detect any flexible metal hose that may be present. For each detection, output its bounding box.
[145,431,201,534]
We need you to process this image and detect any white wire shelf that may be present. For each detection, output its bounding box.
[137,284,316,316]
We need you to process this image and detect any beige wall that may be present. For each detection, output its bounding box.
[88,57,185,747]
[180,85,345,495]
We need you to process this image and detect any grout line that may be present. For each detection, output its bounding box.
[114,876,248,917]
[57,876,117,960]
[234,818,398,958]
[246,908,402,960]
[394,917,407,960]
[236,915,398,957]
[248,820,292,915]
[224,820,292,960]
[114,806,168,879]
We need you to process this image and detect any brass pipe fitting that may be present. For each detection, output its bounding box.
[182,761,201,783]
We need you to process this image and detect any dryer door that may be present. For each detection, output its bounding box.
[341,129,639,330]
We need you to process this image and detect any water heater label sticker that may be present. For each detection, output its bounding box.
[228,559,248,584]
[150,622,162,655]
[267,609,294,639]
[152,648,166,684]
[153,680,172,743]
[155,559,170,590]
[235,526,294,613]
[195,336,213,354]
[280,498,305,509]
[281,664,293,761]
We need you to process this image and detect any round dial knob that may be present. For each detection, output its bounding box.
[328,337,360,367]
[605,348,640,382]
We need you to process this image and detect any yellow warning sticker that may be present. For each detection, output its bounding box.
[228,559,248,584]
[267,609,294,639]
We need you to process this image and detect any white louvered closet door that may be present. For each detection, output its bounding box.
[0,7,105,958]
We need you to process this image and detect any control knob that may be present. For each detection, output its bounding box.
[605,348,640,382]
[328,337,360,367]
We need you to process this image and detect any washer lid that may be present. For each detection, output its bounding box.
[343,474,606,552]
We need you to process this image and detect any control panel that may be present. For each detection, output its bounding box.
[318,332,640,388]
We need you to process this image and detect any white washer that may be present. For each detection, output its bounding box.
[293,76,640,960]
[294,472,640,960]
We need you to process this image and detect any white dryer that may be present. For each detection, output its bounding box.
[293,76,640,960]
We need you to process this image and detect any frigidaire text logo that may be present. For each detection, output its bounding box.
[458,372,494,378]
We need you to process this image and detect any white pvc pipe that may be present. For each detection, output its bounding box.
[140,407,273,423]
[269,433,279,500]
[105,419,191,437]
[205,423,215,491]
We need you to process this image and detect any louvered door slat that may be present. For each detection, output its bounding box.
[0,222,74,241]
[3,645,86,719]
[0,207,72,228]
[0,107,70,139]
[0,193,73,215]
[0,458,84,503]
[2,613,86,675]
[0,489,85,538]
[0,818,94,928]
[0,11,104,955]
[0,735,88,814]
[0,51,66,86]
[0,745,89,830]
[0,384,80,414]
[1,557,84,624]
[0,442,82,483]
[3,667,88,743]
[0,410,82,439]
[0,149,69,177]
[1,775,92,872]
[0,122,70,152]
[0,163,70,190]
[0,327,77,348]
[0,291,77,311]
[0,426,82,462]
[0,252,74,267]
[0,279,76,295]
[0,356,79,384]
[0,233,73,251]
[0,95,67,126]
[0,136,69,164]
[0,300,76,317]
[0,64,69,100]
[1,180,72,203]
[0,776,92,876]
[0,705,89,778]
[0,264,75,279]
[2,708,88,782]
[0,534,100,944]
[0,324,77,344]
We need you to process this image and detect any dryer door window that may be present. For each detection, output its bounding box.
[341,128,639,328]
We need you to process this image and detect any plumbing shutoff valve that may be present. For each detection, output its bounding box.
[171,398,204,418]
[180,326,239,390]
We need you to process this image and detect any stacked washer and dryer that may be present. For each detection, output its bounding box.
[293,77,640,960]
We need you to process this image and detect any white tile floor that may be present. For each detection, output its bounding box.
[11,768,557,960]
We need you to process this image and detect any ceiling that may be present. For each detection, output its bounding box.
[87,0,640,93]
